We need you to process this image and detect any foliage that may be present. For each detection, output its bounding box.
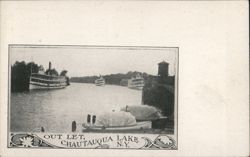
[45,68,59,76]
[142,85,174,117]
[11,61,39,92]
[60,70,68,76]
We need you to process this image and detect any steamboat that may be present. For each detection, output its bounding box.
[128,74,144,90]
[29,62,69,90]
[95,76,105,86]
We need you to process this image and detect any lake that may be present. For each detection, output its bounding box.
[10,83,142,132]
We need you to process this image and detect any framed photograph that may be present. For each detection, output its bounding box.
[8,45,178,149]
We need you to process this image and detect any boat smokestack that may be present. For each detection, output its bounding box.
[49,62,51,75]
[49,62,52,71]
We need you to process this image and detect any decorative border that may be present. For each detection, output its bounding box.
[9,133,58,148]
[10,133,177,149]
[140,135,177,149]
[8,45,179,150]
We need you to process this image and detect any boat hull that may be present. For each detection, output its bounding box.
[83,121,152,131]
[95,83,105,86]
[29,83,67,90]
[128,86,143,90]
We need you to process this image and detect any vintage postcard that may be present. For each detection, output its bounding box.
[1,1,249,157]
[8,45,178,149]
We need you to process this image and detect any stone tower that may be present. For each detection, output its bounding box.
[158,61,169,78]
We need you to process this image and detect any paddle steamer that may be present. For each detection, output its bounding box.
[29,62,69,90]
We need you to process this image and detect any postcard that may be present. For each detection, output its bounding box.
[0,1,249,157]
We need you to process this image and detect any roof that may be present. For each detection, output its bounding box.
[95,111,136,127]
[120,105,162,120]
[158,61,169,65]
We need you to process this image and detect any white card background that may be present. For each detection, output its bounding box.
[0,1,249,157]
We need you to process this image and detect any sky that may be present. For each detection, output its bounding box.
[10,46,178,77]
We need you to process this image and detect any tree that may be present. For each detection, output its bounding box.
[60,70,68,76]
[45,68,59,76]
[11,61,39,92]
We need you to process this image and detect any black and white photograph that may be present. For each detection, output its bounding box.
[8,45,178,149]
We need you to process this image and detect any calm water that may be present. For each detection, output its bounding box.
[10,83,142,132]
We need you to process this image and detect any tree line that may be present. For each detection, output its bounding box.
[70,71,151,85]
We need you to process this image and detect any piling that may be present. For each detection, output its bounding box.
[87,114,91,124]
[41,127,45,132]
[72,121,76,132]
[92,115,96,124]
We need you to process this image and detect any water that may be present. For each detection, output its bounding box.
[10,83,142,132]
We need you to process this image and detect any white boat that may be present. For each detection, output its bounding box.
[128,74,144,90]
[29,74,68,90]
[83,121,152,131]
[95,76,105,86]
[82,111,152,131]
[29,62,69,90]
